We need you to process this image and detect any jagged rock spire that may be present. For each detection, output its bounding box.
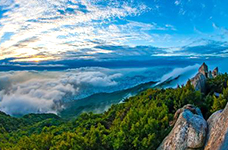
[212,67,218,78]
[190,63,219,92]
[199,62,209,78]
[208,71,213,78]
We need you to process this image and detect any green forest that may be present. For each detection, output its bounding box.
[1,73,228,150]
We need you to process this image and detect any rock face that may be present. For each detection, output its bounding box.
[157,104,207,150]
[157,63,225,150]
[199,63,209,77]
[208,71,213,78]
[190,63,219,92]
[204,103,228,150]
[212,67,219,78]
[191,72,207,92]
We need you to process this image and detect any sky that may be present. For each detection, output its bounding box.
[1,0,228,115]
[0,0,228,64]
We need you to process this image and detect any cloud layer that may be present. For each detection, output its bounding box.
[0,66,179,115]
[0,63,204,116]
[0,68,122,115]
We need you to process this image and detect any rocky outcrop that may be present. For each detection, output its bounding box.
[157,63,225,150]
[169,104,198,126]
[190,63,219,92]
[158,103,228,150]
[157,104,207,150]
[204,102,228,150]
[199,62,209,77]
[208,71,213,78]
[212,67,218,78]
[191,72,207,92]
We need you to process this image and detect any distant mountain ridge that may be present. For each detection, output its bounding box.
[60,80,157,118]
[60,72,184,119]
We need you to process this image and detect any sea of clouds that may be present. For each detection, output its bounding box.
[0,65,199,116]
[0,68,121,115]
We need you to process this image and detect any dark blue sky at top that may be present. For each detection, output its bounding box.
[125,0,227,33]
[140,0,228,33]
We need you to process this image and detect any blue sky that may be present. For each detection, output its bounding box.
[1,0,228,115]
[0,0,228,63]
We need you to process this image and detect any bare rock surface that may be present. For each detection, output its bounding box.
[212,67,219,78]
[208,71,213,78]
[190,63,208,92]
[199,62,209,77]
[157,104,207,150]
[190,63,219,92]
[158,64,225,150]
[204,103,228,150]
[190,72,207,92]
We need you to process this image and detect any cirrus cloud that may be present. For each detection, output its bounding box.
[0,0,151,61]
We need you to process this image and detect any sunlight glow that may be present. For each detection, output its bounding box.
[11,56,56,62]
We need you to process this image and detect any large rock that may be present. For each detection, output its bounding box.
[208,71,213,79]
[190,63,209,92]
[199,63,209,78]
[212,67,219,78]
[204,103,228,150]
[191,72,207,92]
[190,63,219,92]
[157,104,207,150]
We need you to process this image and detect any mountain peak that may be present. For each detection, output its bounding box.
[212,67,219,78]
[199,62,209,77]
[191,63,218,92]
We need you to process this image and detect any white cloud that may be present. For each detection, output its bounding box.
[0,93,59,115]
[157,64,200,88]
[0,68,123,115]
[0,66,177,115]
[175,0,181,6]
[0,0,13,7]
[62,71,121,87]
[0,0,150,61]
[0,77,76,115]
[212,22,219,29]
